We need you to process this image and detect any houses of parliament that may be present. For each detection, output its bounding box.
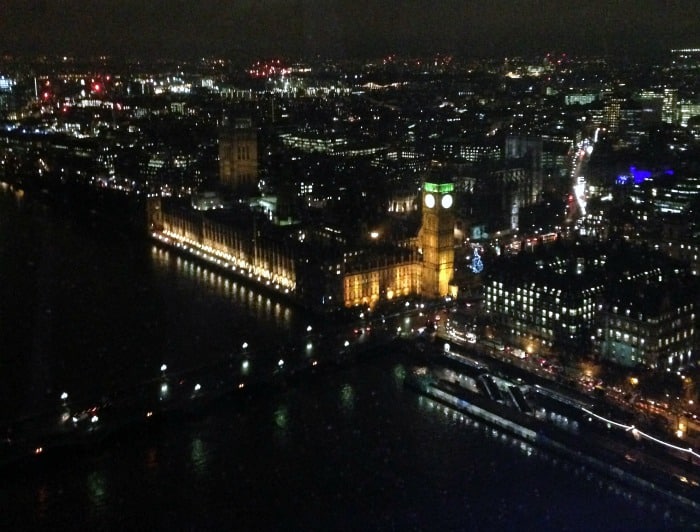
[148,120,456,311]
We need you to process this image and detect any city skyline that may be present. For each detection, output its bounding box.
[2,0,700,61]
[2,6,700,525]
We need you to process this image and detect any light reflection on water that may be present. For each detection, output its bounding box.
[1,189,697,530]
[35,485,49,521]
[339,383,355,413]
[86,470,107,512]
[145,447,159,471]
[151,245,294,331]
[2,353,695,531]
[190,437,208,477]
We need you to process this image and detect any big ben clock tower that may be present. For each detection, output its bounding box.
[421,180,455,298]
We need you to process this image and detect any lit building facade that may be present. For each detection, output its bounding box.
[153,202,298,294]
[662,88,679,125]
[148,174,456,310]
[597,281,695,369]
[343,249,421,307]
[603,97,625,133]
[219,118,258,192]
[647,214,700,277]
[420,180,456,298]
[279,132,348,153]
[483,241,695,367]
[436,138,501,162]
[484,254,603,352]
[679,101,700,127]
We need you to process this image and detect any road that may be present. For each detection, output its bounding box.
[566,137,595,223]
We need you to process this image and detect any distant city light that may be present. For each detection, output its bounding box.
[616,166,675,185]
[470,248,484,274]
[248,59,290,79]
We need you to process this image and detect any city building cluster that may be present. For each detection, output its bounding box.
[2,49,700,374]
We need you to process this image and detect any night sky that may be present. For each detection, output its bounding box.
[1,0,699,60]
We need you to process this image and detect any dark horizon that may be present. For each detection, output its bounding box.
[1,0,699,63]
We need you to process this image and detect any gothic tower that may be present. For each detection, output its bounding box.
[219,117,258,193]
[146,196,163,233]
[420,178,455,298]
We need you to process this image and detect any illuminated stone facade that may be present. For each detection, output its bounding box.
[420,181,455,298]
[219,118,258,192]
[342,249,421,307]
[149,199,298,297]
[148,176,456,310]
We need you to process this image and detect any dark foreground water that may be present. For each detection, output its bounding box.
[0,186,697,531]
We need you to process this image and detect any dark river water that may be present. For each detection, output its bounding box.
[0,185,695,531]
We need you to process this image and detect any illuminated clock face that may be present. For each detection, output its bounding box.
[424,193,435,209]
[441,194,453,209]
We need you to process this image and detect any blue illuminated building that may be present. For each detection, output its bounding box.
[616,166,674,185]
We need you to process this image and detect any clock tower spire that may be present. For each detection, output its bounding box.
[420,174,455,298]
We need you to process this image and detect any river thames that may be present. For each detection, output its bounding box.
[0,186,695,530]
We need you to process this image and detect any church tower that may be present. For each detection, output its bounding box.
[420,178,455,298]
[146,196,163,233]
[219,117,258,193]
